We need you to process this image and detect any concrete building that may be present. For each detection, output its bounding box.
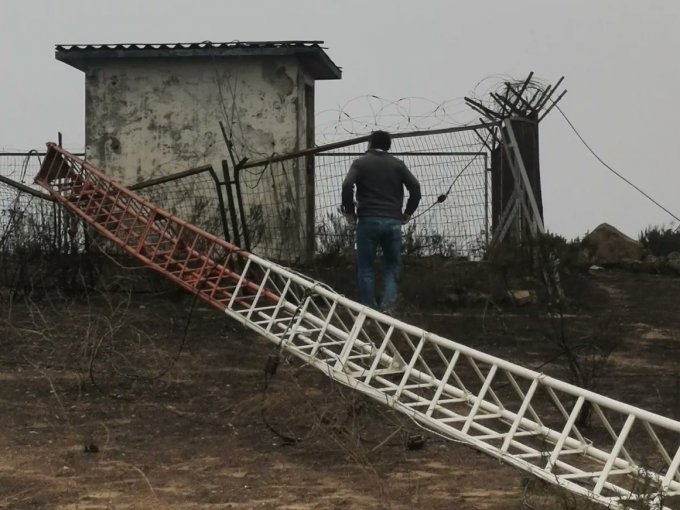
[56,41,341,260]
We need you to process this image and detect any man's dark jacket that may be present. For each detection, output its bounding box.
[341,149,421,219]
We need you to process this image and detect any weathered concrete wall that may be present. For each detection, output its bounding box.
[84,56,314,260]
[85,56,304,180]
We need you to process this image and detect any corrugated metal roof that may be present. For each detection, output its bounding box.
[55,40,341,79]
[55,40,327,52]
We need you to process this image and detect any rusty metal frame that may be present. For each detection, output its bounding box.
[35,143,276,311]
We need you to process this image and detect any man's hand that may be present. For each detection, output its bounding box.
[344,213,357,225]
[401,213,411,225]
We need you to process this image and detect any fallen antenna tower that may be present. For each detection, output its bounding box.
[36,142,680,509]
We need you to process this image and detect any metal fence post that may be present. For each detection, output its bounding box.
[220,160,241,247]
[305,153,315,262]
[233,162,251,252]
[207,166,231,243]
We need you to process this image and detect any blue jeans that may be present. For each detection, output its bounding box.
[356,217,402,312]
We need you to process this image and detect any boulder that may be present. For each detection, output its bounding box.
[669,260,680,275]
[621,258,645,273]
[584,223,644,266]
[642,254,662,273]
[508,289,537,305]
[668,251,680,262]
[443,292,461,307]
[463,290,491,305]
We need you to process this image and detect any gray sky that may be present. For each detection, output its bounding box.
[1,0,678,239]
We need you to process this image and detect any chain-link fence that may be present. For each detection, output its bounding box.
[1,123,496,288]
[0,151,87,289]
[0,150,226,290]
[237,124,495,262]
[130,165,228,241]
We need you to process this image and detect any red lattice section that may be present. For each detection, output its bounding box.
[35,143,277,310]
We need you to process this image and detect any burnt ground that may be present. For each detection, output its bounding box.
[1,263,680,510]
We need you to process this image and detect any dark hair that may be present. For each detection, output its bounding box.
[368,130,391,151]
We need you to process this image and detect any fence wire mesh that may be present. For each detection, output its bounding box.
[0,150,87,288]
[0,152,81,249]
[130,166,227,241]
[1,123,495,278]
[238,124,494,262]
[0,151,226,290]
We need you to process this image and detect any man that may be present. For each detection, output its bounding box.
[341,130,421,313]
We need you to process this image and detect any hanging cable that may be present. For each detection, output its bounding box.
[411,148,485,221]
[554,103,680,229]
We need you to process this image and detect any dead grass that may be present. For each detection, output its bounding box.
[1,261,680,509]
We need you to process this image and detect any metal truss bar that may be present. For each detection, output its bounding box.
[364,325,396,385]
[468,356,504,409]
[593,403,635,466]
[504,371,545,429]
[546,396,585,472]
[310,300,339,359]
[245,268,271,322]
[320,151,483,157]
[490,191,520,247]
[502,120,545,233]
[394,334,426,401]
[462,364,498,434]
[643,421,680,484]
[662,447,680,496]
[561,468,633,481]
[593,414,635,494]
[501,378,539,453]
[425,350,461,418]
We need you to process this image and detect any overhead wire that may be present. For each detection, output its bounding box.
[554,103,680,229]
[410,148,486,221]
